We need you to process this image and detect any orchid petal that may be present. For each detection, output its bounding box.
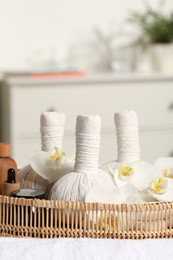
[148,189,173,202]
[154,157,173,177]
[30,151,74,183]
[85,184,141,204]
[154,157,173,190]
[131,161,154,192]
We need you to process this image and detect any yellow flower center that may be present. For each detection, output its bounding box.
[163,168,173,178]
[118,165,134,177]
[151,177,168,194]
[49,147,65,161]
[101,215,117,230]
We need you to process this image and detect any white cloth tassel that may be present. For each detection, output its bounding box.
[40,112,65,152]
[114,110,140,162]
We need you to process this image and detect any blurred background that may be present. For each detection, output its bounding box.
[0,0,172,73]
[0,0,173,167]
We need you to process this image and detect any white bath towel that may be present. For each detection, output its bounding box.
[0,237,172,260]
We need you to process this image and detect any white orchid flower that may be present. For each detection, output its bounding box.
[150,177,168,194]
[148,176,173,202]
[30,147,74,183]
[148,160,173,202]
[112,161,154,192]
[154,157,173,190]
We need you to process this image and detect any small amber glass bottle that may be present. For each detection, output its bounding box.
[0,143,18,194]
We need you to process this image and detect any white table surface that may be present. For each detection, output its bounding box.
[0,238,173,260]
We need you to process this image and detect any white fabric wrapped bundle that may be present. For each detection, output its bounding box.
[102,110,155,194]
[19,164,48,192]
[49,115,114,202]
[19,112,74,196]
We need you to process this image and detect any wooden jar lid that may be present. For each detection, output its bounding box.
[2,182,20,197]
[0,143,10,157]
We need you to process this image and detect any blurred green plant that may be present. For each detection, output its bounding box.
[128,1,173,44]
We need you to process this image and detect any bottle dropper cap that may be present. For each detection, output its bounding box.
[7,168,16,183]
[2,168,20,196]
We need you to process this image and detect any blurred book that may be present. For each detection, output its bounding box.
[30,71,86,78]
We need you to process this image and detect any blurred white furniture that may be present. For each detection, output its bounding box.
[0,73,173,167]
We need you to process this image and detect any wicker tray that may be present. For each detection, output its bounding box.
[0,195,173,239]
